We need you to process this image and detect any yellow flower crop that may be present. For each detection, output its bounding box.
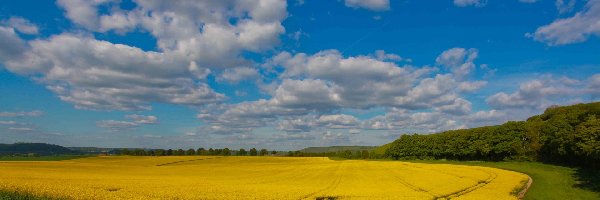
[0,156,528,199]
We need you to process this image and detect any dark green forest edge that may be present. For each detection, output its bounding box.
[384,102,600,168]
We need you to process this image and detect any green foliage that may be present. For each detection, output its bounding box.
[259,149,268,156]
[186,148,196,155]
[0,189,61,200]
[237,148,247,156]
[384,102,600,167]
[249,148,258,156]
[222,148,231,156]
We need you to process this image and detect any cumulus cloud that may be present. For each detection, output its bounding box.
[436,47,479,79]
[277,117,316,133]
[3,34,225,110]
[317,114,360,129]
[344,0,390,11]
[218,67,260,84]
[125,114,158,124]
[361,110,466,133]
[97,114,158,131]
[486,76,585,110]
[532,0,600,45]
[2,17,39,34]
[2,0,288,111]
[197,48,485,135]
[0,26,27,62]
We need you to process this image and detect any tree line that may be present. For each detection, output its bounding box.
[385,102,600,167]
[117,148,277,156]
[117,147,384,160]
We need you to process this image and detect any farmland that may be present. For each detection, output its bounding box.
[0,156,528,200]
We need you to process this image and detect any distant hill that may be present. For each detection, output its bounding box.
[299,146,376,153]
[0,143,77,156]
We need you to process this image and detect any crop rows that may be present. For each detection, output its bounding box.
[0,156,528,199]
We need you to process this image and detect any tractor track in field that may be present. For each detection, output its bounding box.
[383,163,500,199]
[298,164,343,200]
[155,156,224,166]
[381,166,439,198]
[434,168,499,199]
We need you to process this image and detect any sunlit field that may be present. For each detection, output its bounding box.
[0,156,528,199]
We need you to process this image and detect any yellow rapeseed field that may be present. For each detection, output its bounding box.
[0,156,529,199]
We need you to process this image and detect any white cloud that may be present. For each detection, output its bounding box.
[3,34,225,110]
[125,114,158,124]
[532,0,600,45]
[344,0,390,11]
[272,133,315,142]
[454,0,486,7]
[374,50,403,61]
[98,114,158,131]
[486,76,595,110]
[96,120,139,131]
[218,67,260,84]
[0,26,27,62]
[435,98,472,115]
[322,131,350,142]
[197,48,484,134]
[2,0,289,111]
[56,0,115,30]
[7,127,37,132]
[458,81,487,92]
[556,0,577,14]
[277,117,316,133]
[436,47,479,79]
[589,74,600,98]
[0,121,18,125]
[2,17,39,34]
[317,114,360,129]
[0,110,43,117]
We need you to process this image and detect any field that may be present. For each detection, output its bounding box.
[0,156,529,200]
[406,160,600,200]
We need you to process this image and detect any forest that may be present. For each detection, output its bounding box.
[385,102,600,167]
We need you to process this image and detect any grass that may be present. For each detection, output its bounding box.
[0,155,91,161]
[405,160,600,200]
[0,190,59,200]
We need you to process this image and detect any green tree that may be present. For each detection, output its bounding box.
[237,148,247,156]
[259,149,268,156]
[155,149,165,156]
[120,148,130,156]
[574,115,600,165]
[197,148,206,155]
[249,148,258,156]
[361,150,369,159]
[271,150,277,155]
[208,148,214,155]
[186,148,196,156]
[176,149,185,156]
[222,148,231,156]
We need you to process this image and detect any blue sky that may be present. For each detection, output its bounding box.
[0,0,599,150]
